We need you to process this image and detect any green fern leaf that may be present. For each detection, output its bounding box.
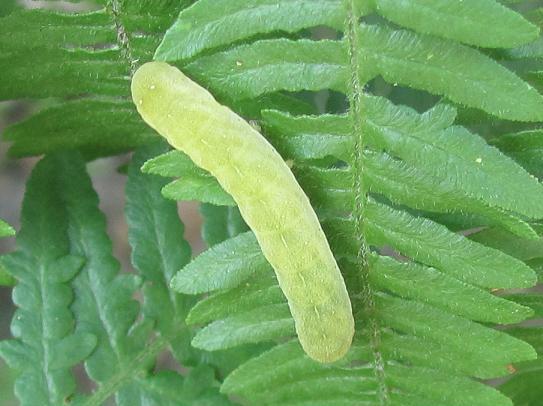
[370,255,533,324]
[362,97,543,217]
[0,156,97,406]
[187,272,284,325]
[185,39,348,99]
[506,36,543,59]
[125,143,194,353]
[469,226,543,262]
[504,293,543,317]
[192,304,294,352]
[155,0,345,61]
[0,0,15,17]
[42,155,141,399]
[376,293,534,369]
[5,149,228,405]
[222,339,516,406]
[5,100,155,159]
[0,2,185,158]
[0,261,15,287]
[363,152,539,239]
[156,0,539,60]
[147,1,543,398]
[358,24,543,121]
[364,200,536,288]
[116,366,233,406]
[171,231,270,294]
[179,25,543,121]
[142,150,235,205]
[369,0,539,48]
[107,144,230,404]
[263,102,543,237]
[262,111,352,162]
[220,340,370,400]
[9,153,143,404]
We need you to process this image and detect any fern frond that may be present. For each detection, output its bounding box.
[47,154,142,404]
[367,0,539,48]
[363,200,535,288]
[171,231,269,294]
[125,143,195,359]
[0,147,232,405]
[155,0,345,61]
[0,2,184,158]
[0,156,97,406]
[106,144,230,405]
[145,0,543,404]
[181,31,543,121]
[142,150,235,205]
[6,100,154,158]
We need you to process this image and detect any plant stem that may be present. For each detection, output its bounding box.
[344,1,390,404]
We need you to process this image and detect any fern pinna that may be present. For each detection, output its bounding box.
[1,0,543,405]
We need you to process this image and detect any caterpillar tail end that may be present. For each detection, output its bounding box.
[297,307,355,364]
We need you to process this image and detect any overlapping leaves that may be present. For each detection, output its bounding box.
[0,148,234,405]
[143,0,543,405]
[0,1,186,158]
[1,0,542,405]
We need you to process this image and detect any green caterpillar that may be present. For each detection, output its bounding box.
[131,62,354,363]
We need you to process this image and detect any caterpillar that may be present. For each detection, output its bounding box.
[131,62,354,363]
